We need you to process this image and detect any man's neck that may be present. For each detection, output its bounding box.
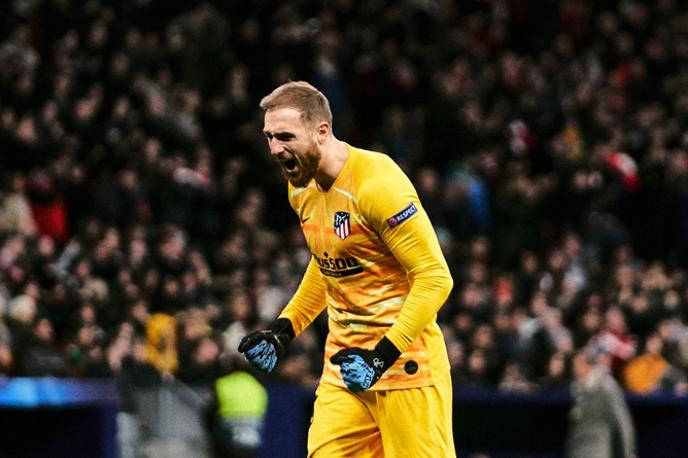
[315,139,348,191]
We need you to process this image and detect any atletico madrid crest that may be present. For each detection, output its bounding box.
[334,211,351,240]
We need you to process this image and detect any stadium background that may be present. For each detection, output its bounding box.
[2,0,688,456]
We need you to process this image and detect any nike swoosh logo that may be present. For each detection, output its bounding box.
[301,217,311,224]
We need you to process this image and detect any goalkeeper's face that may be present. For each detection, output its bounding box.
[263,107,322,188]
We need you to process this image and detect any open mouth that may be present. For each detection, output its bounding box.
[283,158,297,173]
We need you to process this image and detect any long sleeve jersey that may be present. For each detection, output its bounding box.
[279,144,453,390]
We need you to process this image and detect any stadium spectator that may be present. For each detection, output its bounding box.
[565,347,636,458]
[622,331,686,394]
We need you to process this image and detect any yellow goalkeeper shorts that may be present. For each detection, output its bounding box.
[307,373,455,458]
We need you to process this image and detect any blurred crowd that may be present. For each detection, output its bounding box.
[2,0,688,398]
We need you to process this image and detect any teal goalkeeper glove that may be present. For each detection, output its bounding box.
[238,318,295,373]
[330,337,401,392]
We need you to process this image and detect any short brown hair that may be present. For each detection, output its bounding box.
[259,81,332,126]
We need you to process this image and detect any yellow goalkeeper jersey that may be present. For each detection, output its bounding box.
[279,144,453,390]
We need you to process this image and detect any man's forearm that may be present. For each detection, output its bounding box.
[384,267,453,352]
[279,257,327,335]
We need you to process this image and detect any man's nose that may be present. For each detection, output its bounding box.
[268,139,283,157]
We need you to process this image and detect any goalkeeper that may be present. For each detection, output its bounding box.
[239,81,455,457]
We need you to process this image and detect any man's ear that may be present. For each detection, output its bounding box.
[316,121,330,144]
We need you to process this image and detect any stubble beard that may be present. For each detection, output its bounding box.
[286,143,320,188]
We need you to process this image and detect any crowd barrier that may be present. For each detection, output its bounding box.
[2,378,688,458]
[0,377,118,458]
[260,384,688,458]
